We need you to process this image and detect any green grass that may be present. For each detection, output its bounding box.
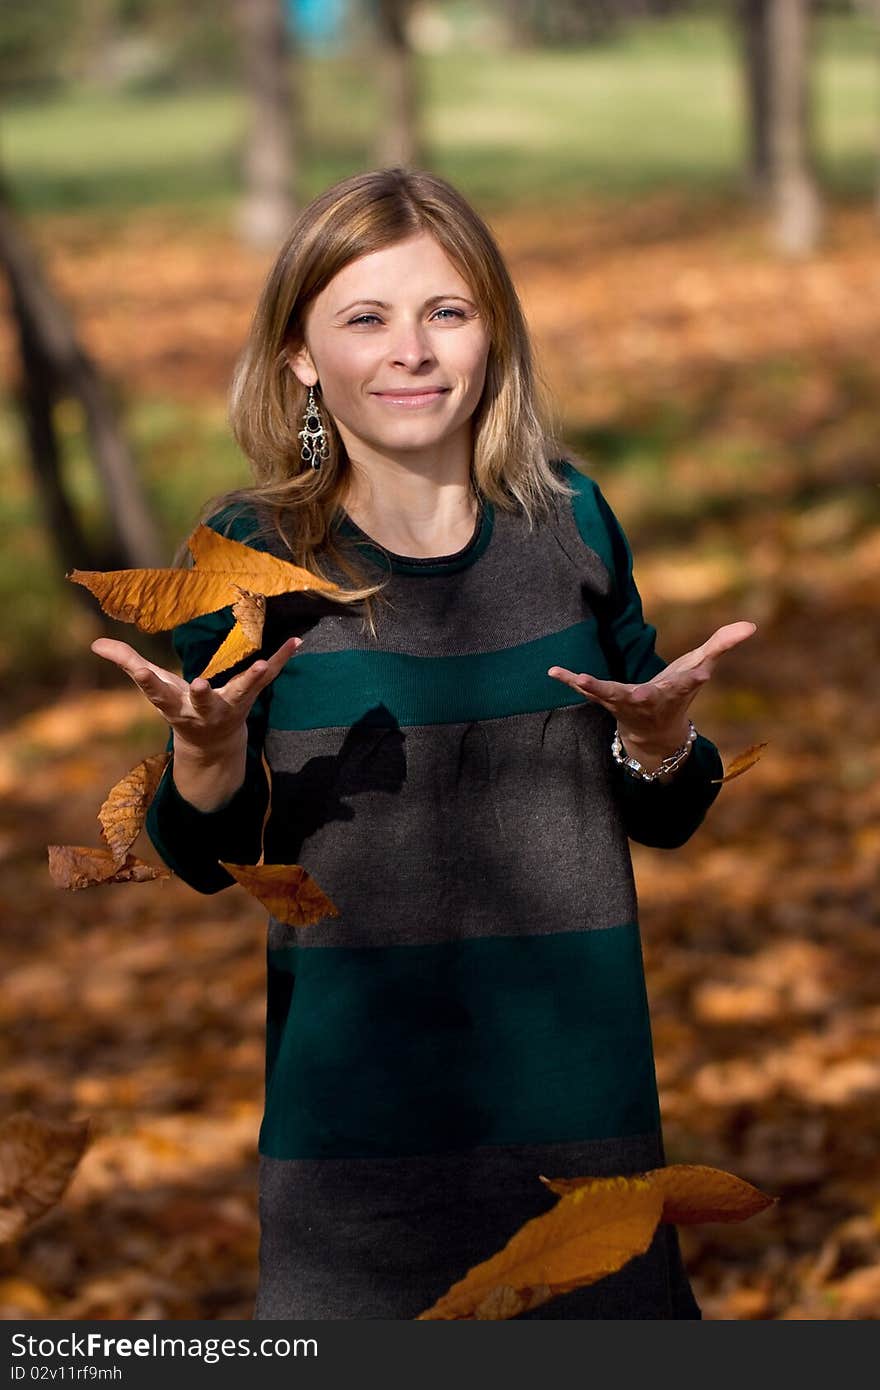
[1,12,877,219]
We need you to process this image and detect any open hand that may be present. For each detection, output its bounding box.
[91,633,302,757]
[548,620,757,764]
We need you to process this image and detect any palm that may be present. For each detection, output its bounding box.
[547,621,757,745]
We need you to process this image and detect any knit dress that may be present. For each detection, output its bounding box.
[145,458,723,1320]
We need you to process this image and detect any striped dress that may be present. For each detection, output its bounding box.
[146,458,723,1319]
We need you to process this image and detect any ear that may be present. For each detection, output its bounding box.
[285,342,318,388]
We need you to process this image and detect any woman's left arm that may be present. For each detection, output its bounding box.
[548,482,756,849]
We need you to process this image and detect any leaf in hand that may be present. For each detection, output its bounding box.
[218,862,340,926]
[711,742,768,784]
[0,1112,91,1245]
[48,845,170,890]
[98,753,170,863]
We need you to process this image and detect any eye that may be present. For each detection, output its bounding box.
[431,307,465,321]
[348,314,383,326]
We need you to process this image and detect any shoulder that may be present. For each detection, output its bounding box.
[202,500,276,552]
[548,456,621,581]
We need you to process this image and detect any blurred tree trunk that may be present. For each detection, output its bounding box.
[736,0,823,254]
[766,0,823,255]
[0,183,163,588]
[373,0,421,168]
[235,0,298,248]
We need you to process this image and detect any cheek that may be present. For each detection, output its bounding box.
[318,341,377,393]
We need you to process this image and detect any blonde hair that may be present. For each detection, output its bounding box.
[186,166,576,639]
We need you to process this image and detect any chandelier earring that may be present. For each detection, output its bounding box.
[298,384,330,470]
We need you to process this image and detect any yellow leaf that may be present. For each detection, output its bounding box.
[648,1163,776,1224]
[199,587,266,680]
[48,845,171,890]
[219,862,340,926]
[97,752,170,863]
[711,742,768,784]
[67,566,246,634]
[68,524,348,634]
[0,1112,91,1245]
[417,1175,664,1320]
[539,1163,776,1224]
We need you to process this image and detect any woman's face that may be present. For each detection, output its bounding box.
[287,231,491,467]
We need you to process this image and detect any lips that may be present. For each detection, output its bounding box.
[372,388,449,396]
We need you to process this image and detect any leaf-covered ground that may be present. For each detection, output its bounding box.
[0,193,878,1319]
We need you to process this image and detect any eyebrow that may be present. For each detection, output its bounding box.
[334,294,475,315]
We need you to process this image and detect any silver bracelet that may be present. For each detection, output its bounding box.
[612,720,697,784]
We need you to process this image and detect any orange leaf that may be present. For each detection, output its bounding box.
[199,587,266,679]
[711,742,768,784]
[648,1164,776,1224]
[67,566,246,634]
[48,845,171,890]
[68,524,348,634]
[417,1175,664,1320]
[538,1163,776,1224]
[218,862,340,925]
[97,752,170,863]
[0,1112,91,1245]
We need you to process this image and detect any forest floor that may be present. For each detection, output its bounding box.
[0,191,878,1319]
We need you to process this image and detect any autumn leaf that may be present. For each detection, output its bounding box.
[711,742,768,784]
[98,752,170,863]
[67,523,347,635]
[539,1163,776,1224]
[418,1164,776,1320]
[417,1174,664,1320]
[218,862,340,926]
[199,587,267,680]
[0,1112,91,1245]
[48,845,171,890]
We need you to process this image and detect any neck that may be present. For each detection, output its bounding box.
[338,424,478,557]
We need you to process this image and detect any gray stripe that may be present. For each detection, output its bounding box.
[253,1132,699,1320]
[263,703,636,950]
[264,489,612,659]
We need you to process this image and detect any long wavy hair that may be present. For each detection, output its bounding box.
[182,166,577,638]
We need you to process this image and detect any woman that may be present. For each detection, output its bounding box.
[93,167,755,1319]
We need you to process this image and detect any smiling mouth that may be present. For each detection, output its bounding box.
[372,388,450,407]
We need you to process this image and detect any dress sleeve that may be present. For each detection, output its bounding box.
[145,514,272,894]
[591,481,725,850]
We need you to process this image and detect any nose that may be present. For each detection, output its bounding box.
[388,318,436,371]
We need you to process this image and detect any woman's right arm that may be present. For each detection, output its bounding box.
[93,607,301,895]
[152,605,302,893]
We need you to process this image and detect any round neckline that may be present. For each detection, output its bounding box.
[336,496,494,576]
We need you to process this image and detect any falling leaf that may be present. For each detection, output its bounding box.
[218,862,340,926]
[68,566,248,634]
[97,753,170,863]
[48,845,171,890]
[539,1163,776,1224]
[0,1112,91,1245]
[199,587,267,680]
[68,524,347,634]
[711,742,768,784]
[417,1174,664,1320]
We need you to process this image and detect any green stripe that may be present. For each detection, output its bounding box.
[564,463,614,577]
[259,922,660,1160]
[270,619,611,729]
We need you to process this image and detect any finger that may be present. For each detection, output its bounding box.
[220,635,303,700]
[547,666,631,706]
[687,621,758,668]
[91,638,179,700]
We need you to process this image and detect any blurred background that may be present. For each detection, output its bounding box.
[0,0,878,1320]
